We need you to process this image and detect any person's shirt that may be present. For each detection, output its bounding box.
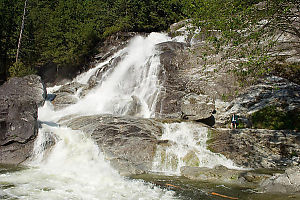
[232,115,236,122]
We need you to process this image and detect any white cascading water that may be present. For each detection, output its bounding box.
[0,32,241,199]
[40,33,168,122]
[0,33,177,200]
[152,123,241,175]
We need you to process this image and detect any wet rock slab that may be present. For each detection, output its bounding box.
[181,165,271,187]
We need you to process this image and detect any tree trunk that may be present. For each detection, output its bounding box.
[16,0,28,63]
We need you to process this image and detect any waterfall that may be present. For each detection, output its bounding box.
[152,123,241,175]
[0,32,240,199]
[41,32,171,121]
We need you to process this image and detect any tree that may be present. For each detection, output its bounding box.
[185,0,299,82]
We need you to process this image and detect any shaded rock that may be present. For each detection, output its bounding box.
[260,166,300,193]
[62,115,163,176]
[154,41,188,118]
[181,93,215,120]
[0,75,46,164]
[0,75,46,107]
[207,128,300,169]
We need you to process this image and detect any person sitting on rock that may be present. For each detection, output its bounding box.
[231,114,237,129]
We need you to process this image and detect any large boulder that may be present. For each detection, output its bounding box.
[62,115,163,176]
[207,128,300,169]
[0,75,46,164]
[181,93,215,120]
[260,166,300,194]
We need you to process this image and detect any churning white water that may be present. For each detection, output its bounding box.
[0,125,175,200]
[152,123,242,175]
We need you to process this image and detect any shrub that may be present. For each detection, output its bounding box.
[8,61,36,78]
[251,105,300,130]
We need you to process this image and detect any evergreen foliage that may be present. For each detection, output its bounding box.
[0,0,298,84]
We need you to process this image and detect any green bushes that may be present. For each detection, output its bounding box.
[251,106,300,130]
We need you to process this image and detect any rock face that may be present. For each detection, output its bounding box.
[155,41,188,119]
[207,128,300,169]
[0,75,46,164]
[155,41,217,122]
[62,115,163,176]
[260,166,300,193]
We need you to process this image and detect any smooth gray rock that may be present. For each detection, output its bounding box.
[0,75,46,164]
[62,115,163,176]
[52,82,85,110]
